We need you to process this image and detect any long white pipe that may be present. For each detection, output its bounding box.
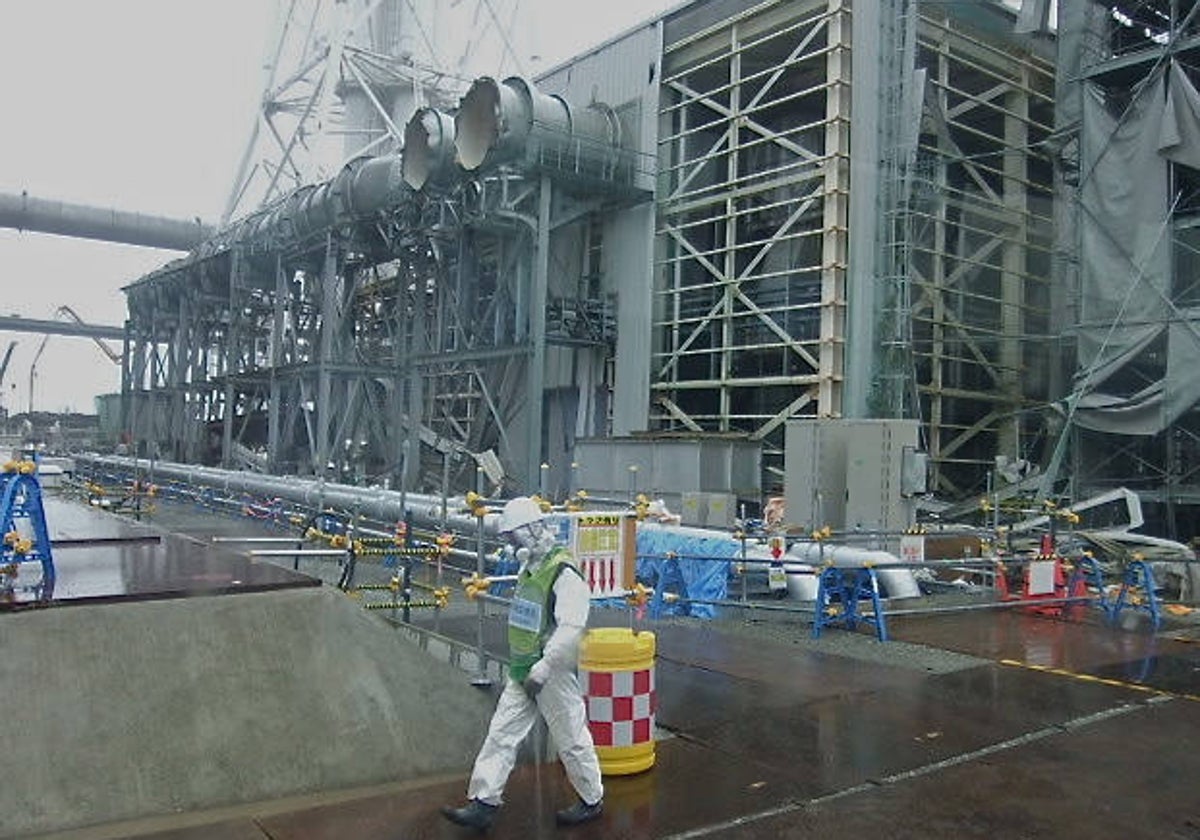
[75,454,498,535]
[785,542,921,599]
[78,455,926,602]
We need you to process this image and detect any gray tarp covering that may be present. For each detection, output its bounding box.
[1075,63,1200,434]
[1162,63,1200,170]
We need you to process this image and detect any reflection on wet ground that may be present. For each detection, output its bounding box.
[2,498,316,610]
[46,610,1200,839]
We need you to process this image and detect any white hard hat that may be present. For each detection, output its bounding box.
[498,496,544,534]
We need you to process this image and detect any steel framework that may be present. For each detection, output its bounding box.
[908,8,1056,497]
[223,0,527,222]
[652,0,1055,496]
[655,0,851,488]
[125,94,636,497]
[119,0,630,495]
[120,0,1069,510]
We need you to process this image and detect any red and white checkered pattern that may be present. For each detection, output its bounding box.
[582,667,656,747]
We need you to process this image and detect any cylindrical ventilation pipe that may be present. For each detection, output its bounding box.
[0,191,212,251]
[217,153,406,249]
[75,454,501,536]
[402,108,458,190]
[338,154,403,217]
[454,76,622,178]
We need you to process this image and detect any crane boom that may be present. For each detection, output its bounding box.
[0,340,15,386]
[0,340,12,419]
[56,306,122,364]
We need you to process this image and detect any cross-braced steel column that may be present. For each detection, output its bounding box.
[655,0,849,475]
[907,9,1054,496]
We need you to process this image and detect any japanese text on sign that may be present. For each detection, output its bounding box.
[573,514,626,597]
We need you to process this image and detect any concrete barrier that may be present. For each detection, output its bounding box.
[2,587,495,837]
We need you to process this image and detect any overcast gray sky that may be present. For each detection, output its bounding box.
[0,0,677,417]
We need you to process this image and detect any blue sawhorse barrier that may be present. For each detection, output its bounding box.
[813,566,889,641]
[0,467,55,590]
[1113,560,1160,631]
[1073,555,1160,630]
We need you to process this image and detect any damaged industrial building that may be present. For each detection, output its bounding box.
[93,0,1196,541]
[11,1,1142,537]
[7,1,1200,838]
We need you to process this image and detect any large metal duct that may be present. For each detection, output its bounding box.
[75,454,499,536]
[0,191,212,251]
[214,154,406,249]
[338,154,402,217]
[401,108,457,190]
[454,76,622,177]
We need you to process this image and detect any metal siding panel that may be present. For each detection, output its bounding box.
[698,440,728,491]
[610,204,654,435]
[573,440,618,496]
[535,27,662,439]
[537,25,659,106]
[729,442,762,497]
[536,24,662,194]
[785,422,822,529]
[655,440,703,492]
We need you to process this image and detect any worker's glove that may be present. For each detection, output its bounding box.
[514,547,531,571]
[524,658,550,699]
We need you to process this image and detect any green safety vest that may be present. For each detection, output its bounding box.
[508,547,582,682]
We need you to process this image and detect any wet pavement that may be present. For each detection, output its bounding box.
[2,497,316,610]
[19,495,1200,839]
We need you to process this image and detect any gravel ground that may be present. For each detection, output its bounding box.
[647,610,990,674]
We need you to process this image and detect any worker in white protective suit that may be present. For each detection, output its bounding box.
[441,496,604,831]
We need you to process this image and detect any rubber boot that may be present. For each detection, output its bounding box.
[440,799,498,831]
[555,798,603,825]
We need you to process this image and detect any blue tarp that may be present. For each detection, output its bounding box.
[636,526,734,619]
[492,515,735,619]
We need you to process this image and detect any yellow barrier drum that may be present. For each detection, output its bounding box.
[579,627,656,775]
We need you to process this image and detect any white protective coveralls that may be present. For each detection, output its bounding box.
[466,527,604,807]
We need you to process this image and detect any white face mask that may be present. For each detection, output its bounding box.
[506,524,537,552]
[507,521,553,566]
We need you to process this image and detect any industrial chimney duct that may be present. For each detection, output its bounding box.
[216,153,407,249]
[454,76,623,180]
[0,191,212,251]
[401,107,457,190]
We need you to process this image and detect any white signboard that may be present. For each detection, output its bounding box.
[899,534,925,565]
[569,513,635,598]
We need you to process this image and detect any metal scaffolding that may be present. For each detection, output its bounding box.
[222,0,527,222]
[118,0,637,497]
[654,0,851,485]
[652,0,1055,496]
[123,78,640,498]
[907,7,1056,497]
